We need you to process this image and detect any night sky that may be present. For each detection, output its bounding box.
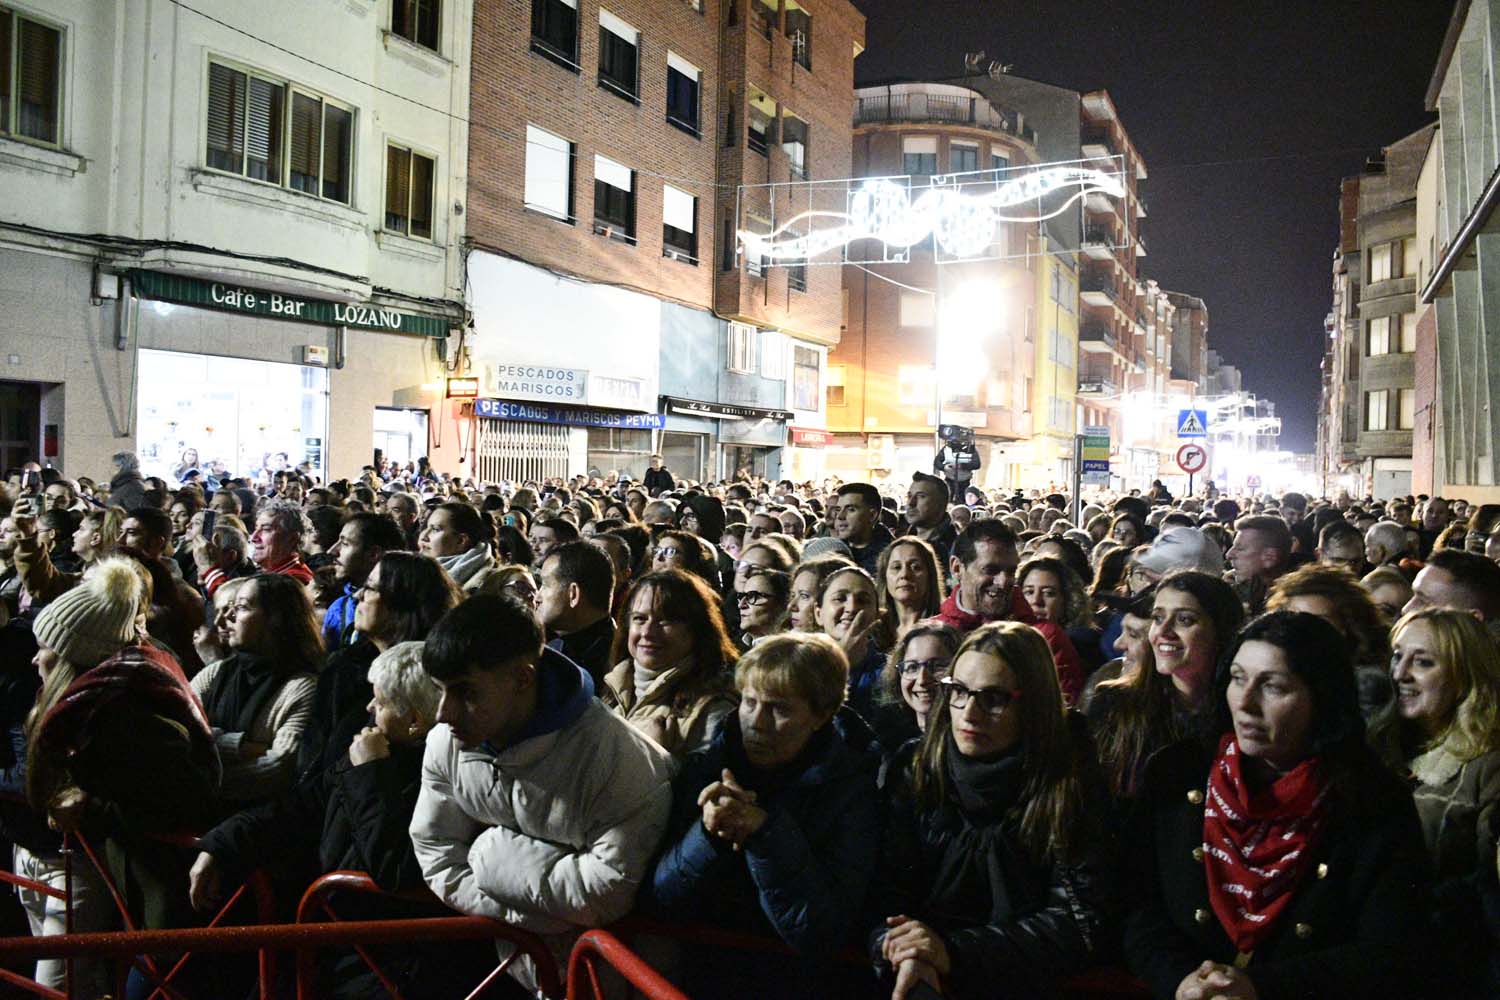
[852,0,1454,453]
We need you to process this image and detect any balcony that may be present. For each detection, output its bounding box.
[1136,196,1148,218]
[853,86,1036,143]
[1081,128,1117,159]
[1135,234,1147,257]
[1079,324,1117,353]
[1077,376,1119,396]
[1082,228,1113,261]
[1080,277,1117,307]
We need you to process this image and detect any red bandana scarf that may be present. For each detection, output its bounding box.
[1201,735,1329,953]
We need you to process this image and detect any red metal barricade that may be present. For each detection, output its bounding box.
[567,930,688,1000]
[292,869,564,1000]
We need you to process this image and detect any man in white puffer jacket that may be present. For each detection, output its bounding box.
[411,594,674,991]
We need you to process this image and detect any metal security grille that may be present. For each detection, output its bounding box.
[477,419,570,483]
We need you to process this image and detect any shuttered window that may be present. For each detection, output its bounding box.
[385,143,435,239]
[597,10,638,102]
[662,183,696,262]
[209,62,354,205]
[391,0,439,51]
[1,7,62,145]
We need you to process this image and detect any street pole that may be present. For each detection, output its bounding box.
[1071,433,1084,524]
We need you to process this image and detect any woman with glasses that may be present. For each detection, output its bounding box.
[1087,570,1244,801]
[735,567,790,646]
[874,623,961,749]
[190,573,323,807]
[295,553,462,781]
[650,529,720,588]
[601,569,738,758]
[1110,511,1148,550]
[876,538,945,650]
[868,621,1112,1000]
[729,540,798,635]
[1123,612,1430,1000]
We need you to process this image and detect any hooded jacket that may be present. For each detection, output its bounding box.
[930,587,1086,706]
[409,649,674,989]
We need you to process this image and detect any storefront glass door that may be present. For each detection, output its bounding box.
[136,349,330,485]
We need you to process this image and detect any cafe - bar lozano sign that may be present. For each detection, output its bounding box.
[130,270,452,338]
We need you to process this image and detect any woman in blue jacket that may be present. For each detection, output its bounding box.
[644,632,882,999]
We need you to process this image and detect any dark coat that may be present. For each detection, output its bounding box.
[1122,739,1434,1000]
[644,709,882,997]
[643,467,675,496]
[296,640,380,783]
[867,718,1115,999]
[550,614,616,690]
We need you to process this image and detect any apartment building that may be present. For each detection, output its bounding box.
[466,0,862,483]
[827,80,1043,488]
[1318,175,1364,498]
[0,0,471,480]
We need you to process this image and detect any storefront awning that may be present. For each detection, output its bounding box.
[661,396,793,421]
[475,398,665,429]
[130,269,456,338]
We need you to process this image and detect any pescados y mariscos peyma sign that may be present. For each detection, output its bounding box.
[130,270,453,338]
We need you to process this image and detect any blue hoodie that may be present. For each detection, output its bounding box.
[479,646,596,757]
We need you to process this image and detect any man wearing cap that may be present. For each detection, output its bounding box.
[1128,526,1227,590]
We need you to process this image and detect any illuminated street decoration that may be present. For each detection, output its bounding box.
[736,160,1127,265]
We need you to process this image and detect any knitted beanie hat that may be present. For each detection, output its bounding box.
[32,558,143,669]
[802,536,854,561]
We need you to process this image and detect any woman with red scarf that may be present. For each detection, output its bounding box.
[1123,611,1432,1000]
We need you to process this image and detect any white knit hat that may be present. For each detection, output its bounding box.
[32,558,144,669]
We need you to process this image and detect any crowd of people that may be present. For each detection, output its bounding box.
[0,449,1498,999]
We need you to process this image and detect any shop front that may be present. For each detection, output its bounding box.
[473,399,665,484]
[661,397,792,481]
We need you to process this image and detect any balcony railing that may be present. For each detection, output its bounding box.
[1080,325,1117,350]
[1080,277,1118,302]
[853,90,1036,143]
[1081,128,1118,156]
[1083,228,1111,246]
[1077,377,1119,395]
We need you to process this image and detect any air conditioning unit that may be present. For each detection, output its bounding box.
[303,345,330,365]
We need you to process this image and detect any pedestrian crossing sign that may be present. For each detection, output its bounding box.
[1177,409,1208,438]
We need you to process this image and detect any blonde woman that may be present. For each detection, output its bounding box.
[1383,608,1500,995]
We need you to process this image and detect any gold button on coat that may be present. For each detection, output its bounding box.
[1295,922,1313,939]
[1316,863,1329,879]
[1187,789,1205,805]
[1192,847,1205,863]
[1194,908,1210,924]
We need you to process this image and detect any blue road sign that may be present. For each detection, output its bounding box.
[1177,409,1208,438]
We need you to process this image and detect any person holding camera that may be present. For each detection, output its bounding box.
[934,427,981,502]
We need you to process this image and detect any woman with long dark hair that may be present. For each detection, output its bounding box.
[1086,570,1244,799]
[875,538,945,649]
[869,622,1112,999]
[1124,612,1431,999]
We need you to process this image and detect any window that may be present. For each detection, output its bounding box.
[1,7,62,145]
[385,144,435,239]
[721,216,734,270]
[796,347,823,410]
[593,155,635,242]
[1401,237,1418,279]
[903,136,937,176]
[787,240,806,292]
[666,52,700,136]
[747,86,774,156]
[598,10,638,102]
[990,151,1010,173]
[897,365,934,405]
[1399,311,1417,353]
[781,111,808,178]
[207,62,354,205]
[662,184,697,262]
[1367,315,1391,356]
[391,0,439,51]
[1365,389,1389,431]
[1050,266,1074,312]
[1049,396,1070,431]
[530,0,578,70]
[1368,241,1392,282]
[1398,388,1415,429]
[899,291,935,327]
[784,1,811,69]
[524,124,573,221]
[950,141,978,173]
[761,330,786,379]
[728,322,757,373]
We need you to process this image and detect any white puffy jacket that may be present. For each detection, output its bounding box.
[410,689,674,992]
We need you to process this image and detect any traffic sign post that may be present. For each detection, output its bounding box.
[1177,409,1208,438]
[1176,442,1207,495]
[1071,426,1111,523]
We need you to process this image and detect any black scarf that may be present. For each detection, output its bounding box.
[204,651,286,735]
[725,714,835,802]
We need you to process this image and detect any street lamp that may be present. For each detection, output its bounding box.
[934,277,1004,437]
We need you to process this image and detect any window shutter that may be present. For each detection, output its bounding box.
[525,124,572,219]
[0,14,12,134]
[245,76,281,180]
[289,92,322,193]
[386,145,411,232]
[663,184,694,233]
[321,104,351,202]
[207,63,247,173]
[16,17,60,143]
[594,154,631,192]
[410,152,434,239]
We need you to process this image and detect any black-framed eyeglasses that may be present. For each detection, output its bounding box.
[353,584,383,599]
[653,546,681,560]
[735,591,773,607]
[939,677,1022,716]
[897,658,951,678]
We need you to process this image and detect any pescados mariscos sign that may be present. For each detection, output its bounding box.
[130,270,452,338]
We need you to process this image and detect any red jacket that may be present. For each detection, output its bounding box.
[929,587,1085,707]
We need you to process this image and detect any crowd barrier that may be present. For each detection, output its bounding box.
[568,929,689,1000]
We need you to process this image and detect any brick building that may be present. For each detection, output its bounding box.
[464,0,863,483]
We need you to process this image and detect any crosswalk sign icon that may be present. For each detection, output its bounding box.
[1177,409,1208,438]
